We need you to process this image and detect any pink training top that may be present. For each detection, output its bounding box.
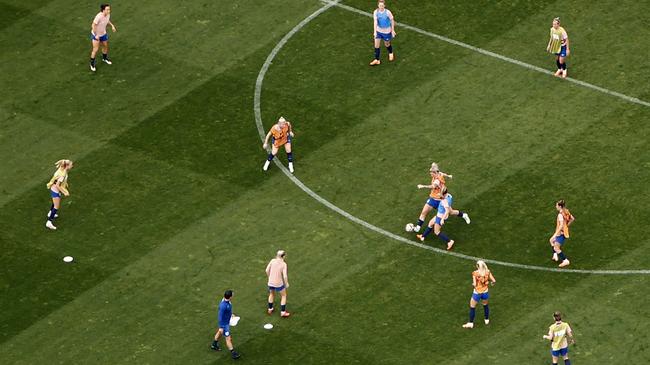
[266,258,288,287]
[92,12,110,36]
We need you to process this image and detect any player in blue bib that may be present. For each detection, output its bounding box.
[370,0,396,66]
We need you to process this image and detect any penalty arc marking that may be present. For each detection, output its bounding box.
[253,1,650,275]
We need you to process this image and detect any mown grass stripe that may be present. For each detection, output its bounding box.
[323,0,650,107]
[254,0,650,275]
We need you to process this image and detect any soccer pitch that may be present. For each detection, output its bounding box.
[1,0,649,364]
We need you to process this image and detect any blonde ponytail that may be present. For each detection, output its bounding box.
[55,159,73,169]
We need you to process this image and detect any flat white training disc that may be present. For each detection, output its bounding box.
[263,323,273,330]
[63,256,74,263]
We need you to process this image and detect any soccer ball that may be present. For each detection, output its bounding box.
[405,223,415,232]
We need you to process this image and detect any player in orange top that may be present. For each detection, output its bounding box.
[412,163,450,232]
[462,260,496,329]
[410,163,469,233]
[262,117,295,173]
[549,199,575,268]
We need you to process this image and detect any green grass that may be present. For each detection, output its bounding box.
[1,0,649,364]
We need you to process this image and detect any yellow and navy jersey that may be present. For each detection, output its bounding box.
[46,168,68,191]
[428,175,446,199]
[549,322,571,350]
[556,208,573,237]
[549,26,568,54]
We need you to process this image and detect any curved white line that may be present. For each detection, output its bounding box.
[253,1,650,275]
[323,0,650,108]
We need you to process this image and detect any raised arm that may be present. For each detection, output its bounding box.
[417,179,439,189]
[543,328,554,340]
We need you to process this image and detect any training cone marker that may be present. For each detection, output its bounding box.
[63,256,74,263]
[263,323,273,330]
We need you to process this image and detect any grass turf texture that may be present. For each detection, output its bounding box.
[1,0,649,363]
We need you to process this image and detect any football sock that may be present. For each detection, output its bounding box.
[90,58,96,65]
[561,63,567,70]
[387,45,393,53]
[416,219,424,227]
[558,252,566,261]
[48,208,58,221]
[268,302,273,309]
[422,226,433,237]
[287,152,293,162]
[484,304,489,319]
[212,340,219,347]
[102,53,108,60]
[556,59,561,69]
[437,232,450,243]
[564,360,571,365]
[267,153,274,161]
[374,48,380,60]
[469,307,476,323]
[281,304,286,312]
[456,210,465,217]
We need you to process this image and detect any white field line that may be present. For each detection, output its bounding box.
[253,1,650,274]
[323,0,650,108]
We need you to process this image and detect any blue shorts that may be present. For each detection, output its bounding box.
[219,324,231,337]
[555,45,567,57]
[271,135,291,147]
[551,347,568,357]
[50,190,61,198]
[554,235,566,245]
[90,33,109,42]
[268,285,285,292]
[471,290,489,302]
[426,198,440,209]
[434,215,444,226]
[375,32,393,41]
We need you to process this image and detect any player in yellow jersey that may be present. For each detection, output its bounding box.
[549,199,575,268]
[546,17,570,78]
[262,117,295,173]
[45,159,74,230]
[542,311,574,365]
[462,260,495,328]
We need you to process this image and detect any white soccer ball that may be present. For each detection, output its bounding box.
[405,223,415,232]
